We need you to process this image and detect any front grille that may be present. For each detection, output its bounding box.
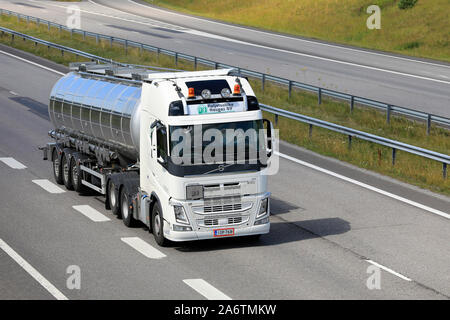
[204,203,242,213]
[198,215,249,228]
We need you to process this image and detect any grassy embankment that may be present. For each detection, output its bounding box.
[147,0,450,62]
[0,14,448,195]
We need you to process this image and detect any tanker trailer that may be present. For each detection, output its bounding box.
[41,63,274,246]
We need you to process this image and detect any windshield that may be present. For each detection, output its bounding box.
[169,120,264,166]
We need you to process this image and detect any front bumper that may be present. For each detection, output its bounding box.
[165,222,270,242]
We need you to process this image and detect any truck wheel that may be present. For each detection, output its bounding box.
[70,158,86,193]
[52,149,63,185]
[120,188,137,227]
[61,153,73,190]
[108,180,120,215]
[152,202,168,247]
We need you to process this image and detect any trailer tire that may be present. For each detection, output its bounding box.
[152,202,168,247]
[52,149,63,185]
[120,188,137,227]
[108,180,120,215]
[61,153,73,190]
[69,157,87,194]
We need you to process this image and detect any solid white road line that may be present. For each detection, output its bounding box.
[0,157,27,169]
[121,237,166,259]
[32,179,65,194]
[0,238,68,300]
[277,152,450,220]
[183,279,232,300]
[0,50,65,76]
[72,205,110,222]
[365,259,412,282]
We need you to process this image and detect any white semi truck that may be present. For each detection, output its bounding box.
[42,63,273,246]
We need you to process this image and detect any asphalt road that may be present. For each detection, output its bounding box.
[0,0,449,118]
[0,46,449,300]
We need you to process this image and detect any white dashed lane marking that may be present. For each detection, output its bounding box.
[73,205,111,222]
[121,237,167,259]
[32,179,65,194]
[0,157,27,169]
[183,279,232,300]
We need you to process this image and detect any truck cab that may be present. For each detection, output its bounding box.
[139,71,273,245]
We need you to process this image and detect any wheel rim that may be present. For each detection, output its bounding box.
[109,183,116,207]
[71,162,78,185]
[154,213,161,236]
[53,154,60,176]
[122,194,129,219]
[63,157,69,182]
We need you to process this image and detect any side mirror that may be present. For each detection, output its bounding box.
[262,119,273,158]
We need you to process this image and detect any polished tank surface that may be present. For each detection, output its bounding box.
[49,72,142,157]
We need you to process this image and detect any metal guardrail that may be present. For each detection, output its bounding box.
[1,8,449,132]
[0,24,448,178]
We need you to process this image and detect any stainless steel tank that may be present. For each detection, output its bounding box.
[49,72,142,159]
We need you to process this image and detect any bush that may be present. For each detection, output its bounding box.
[398,0,418,9]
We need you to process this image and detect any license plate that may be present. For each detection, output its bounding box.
[213,228,235,237]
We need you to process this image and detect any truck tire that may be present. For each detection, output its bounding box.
[108,180,120,215]
[61,153,73,190]
[52,149,63,185]
[152,202,168,247]
[120,188,137,227]
[69,157,87,194]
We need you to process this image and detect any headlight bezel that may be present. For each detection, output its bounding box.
[257,197,269,218]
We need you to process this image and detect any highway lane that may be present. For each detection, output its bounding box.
[0,0,449,118]
[1,47,450,300]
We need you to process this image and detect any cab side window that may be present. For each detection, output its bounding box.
[156,126,168,163]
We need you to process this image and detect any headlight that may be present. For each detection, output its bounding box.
[257,198,269,218]
[174,205,189,225]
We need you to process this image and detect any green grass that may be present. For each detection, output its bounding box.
[0,14,448,195]
[146,0,450,62]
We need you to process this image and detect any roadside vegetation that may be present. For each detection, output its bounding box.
[0,14,448,195]
[146,0,450,62]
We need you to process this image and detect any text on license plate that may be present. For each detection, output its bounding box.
[213,228,235,237]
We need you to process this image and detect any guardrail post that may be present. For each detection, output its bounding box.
[443,163,447,179]
[274,114,278,126]
[83,31,86,40]
[427,114,431,135]
[26,16,29,24]
[47,21,50,31]
[11,33,14,43]
[36,18,40,26]
[309,124,313,138]
[70,29,73,38]
[386,105,391,124]
[175,52,178,66]
[157,48,160,61]
[125,40,128,55]
[214,62,218,70]
[139,43,143,55]
[288,81,292,99]
[109,36,113,47]
[262,74,265,92]
[348,135,352,149]
[392,148,396,165]
[318,88,322,105]
[58,25,61,34]
[61,49,64,57]
[350,96,354,113]
[194,57,197,70]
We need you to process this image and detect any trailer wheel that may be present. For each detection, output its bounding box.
[61,153,73,190]
[108,180,120,215]
[70,158,86,194]
[52,149,63,185]
[120,188,137,227]
[152,202,168,247]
